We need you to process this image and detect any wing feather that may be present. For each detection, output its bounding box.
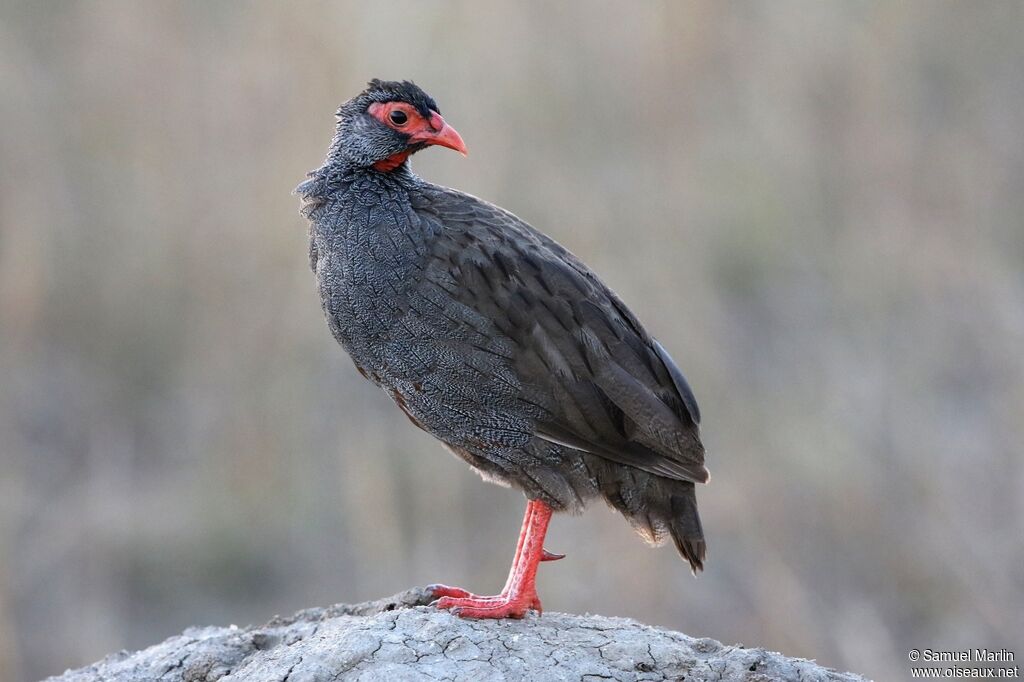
[409,185,708,484]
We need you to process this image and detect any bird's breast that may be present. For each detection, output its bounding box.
[310,192,433,366]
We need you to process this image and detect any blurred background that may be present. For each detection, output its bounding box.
[1,2,1022,680]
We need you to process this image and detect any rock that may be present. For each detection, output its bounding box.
[47,587,867,682]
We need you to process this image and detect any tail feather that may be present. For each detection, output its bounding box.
[669,487,706,573]
[588,455,707,573]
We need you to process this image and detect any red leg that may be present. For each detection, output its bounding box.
[430,499,558,619]
[428,501,536,602]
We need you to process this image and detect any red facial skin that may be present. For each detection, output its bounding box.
[368,101,468,172]
[428,499,563,619]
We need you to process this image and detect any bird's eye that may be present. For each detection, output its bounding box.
[389,110,408,126]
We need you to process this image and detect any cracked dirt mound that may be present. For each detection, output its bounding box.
[47,587,867,681]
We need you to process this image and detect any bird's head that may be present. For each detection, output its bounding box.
[331,79,467,173]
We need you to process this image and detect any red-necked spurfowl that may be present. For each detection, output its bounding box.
[297,80,708,619]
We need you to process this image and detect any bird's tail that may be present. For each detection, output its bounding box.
[591,458,706,574]
[668,483,706,574]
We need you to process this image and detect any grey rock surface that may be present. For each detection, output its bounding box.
[47,588,867,682]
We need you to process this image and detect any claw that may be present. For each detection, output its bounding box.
[541,549,565,562]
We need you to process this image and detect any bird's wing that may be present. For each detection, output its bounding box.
[410,186,708,484]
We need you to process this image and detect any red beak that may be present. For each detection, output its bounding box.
[411,111,468,156]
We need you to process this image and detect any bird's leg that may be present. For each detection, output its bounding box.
[428,500,536,603]
[497,499,538,594]
[431,499,555,619]
[428,499,563,606]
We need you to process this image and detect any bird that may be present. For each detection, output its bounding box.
[297,79,708,619]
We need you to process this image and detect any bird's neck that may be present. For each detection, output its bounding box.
[373,150,414,173]
[325,157,419,187]
[325,128,420,176]
[297,160,419,217]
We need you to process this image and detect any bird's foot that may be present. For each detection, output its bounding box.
[429,585,542,619]
[426,547,563,605]
[427,502,559,620]
[427,584,511,606]
[426,584,494,601]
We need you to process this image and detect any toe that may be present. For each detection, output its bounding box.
[427,584,473,599]
[434,596,460,610]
